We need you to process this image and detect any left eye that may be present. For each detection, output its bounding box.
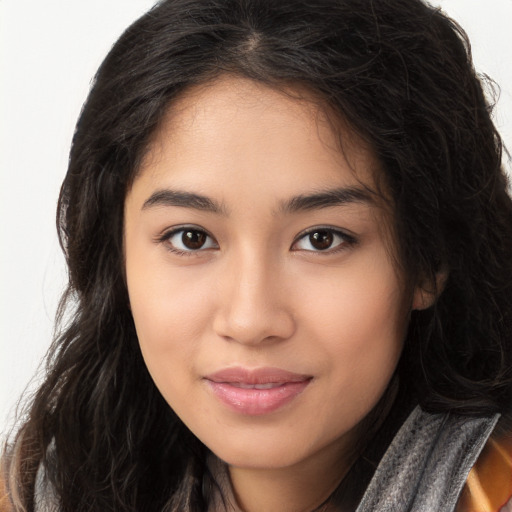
[292,228,352,252]
[164,228,218,252]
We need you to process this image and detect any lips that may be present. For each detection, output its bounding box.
[204,367,312,415]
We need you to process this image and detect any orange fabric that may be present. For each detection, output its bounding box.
[0,475,12,512]
[456,430,512,512]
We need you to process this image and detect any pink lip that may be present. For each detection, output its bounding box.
[204,367,312,415]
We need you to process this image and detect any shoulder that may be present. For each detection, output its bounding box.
[456,417,512,512]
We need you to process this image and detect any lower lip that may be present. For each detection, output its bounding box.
[206,380,311,415]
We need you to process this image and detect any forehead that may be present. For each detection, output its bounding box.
[136,75,382,196]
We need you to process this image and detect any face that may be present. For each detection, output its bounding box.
[124,76,416,472]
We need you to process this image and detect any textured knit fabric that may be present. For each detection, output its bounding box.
[34,461,59,512]
[354,406,499,512]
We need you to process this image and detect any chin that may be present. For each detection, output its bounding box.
[217,448,303,470]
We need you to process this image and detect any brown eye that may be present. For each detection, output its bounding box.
[163,227,217,253]
[182,230,207,249]
[293,227,355,253]
[309,230,334,250]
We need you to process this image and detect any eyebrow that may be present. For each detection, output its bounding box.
[142,189,227,214]
[141,185,374,215]
[279,186,375,213]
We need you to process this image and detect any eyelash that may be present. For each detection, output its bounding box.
[157,225,357,256]
[157,226,218,257]
[291,226,357,254]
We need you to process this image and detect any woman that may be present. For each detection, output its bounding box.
[2,0,512,510]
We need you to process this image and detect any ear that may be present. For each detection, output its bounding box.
[412,270,448,311]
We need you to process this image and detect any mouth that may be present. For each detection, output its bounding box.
[204,367,312,415]
[227,382,289,389]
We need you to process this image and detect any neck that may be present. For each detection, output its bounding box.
[227,440,355,512]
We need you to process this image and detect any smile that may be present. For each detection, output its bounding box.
[204,367,312,415]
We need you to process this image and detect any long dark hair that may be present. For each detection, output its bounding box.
[4,0,512,510]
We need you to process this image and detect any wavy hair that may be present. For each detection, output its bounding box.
[4,0,512,510]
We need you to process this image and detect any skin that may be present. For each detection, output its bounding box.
[124,76,429,512]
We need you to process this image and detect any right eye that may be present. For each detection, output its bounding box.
[160,227,218,254]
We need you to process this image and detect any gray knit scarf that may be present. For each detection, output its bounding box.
[355,406,499,512]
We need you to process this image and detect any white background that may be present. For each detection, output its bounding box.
[1,0,511,436]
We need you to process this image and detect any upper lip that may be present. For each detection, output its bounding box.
[205,367,312,385]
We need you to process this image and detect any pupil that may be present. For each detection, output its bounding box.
[310,230,333,250]
[182,230,206,249]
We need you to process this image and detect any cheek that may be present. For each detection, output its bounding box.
[304,263,407,342]
[299,258,407,399]
[129,277,201,345]
[125,253,216,392]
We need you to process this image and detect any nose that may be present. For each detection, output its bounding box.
[212,253,296,346]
